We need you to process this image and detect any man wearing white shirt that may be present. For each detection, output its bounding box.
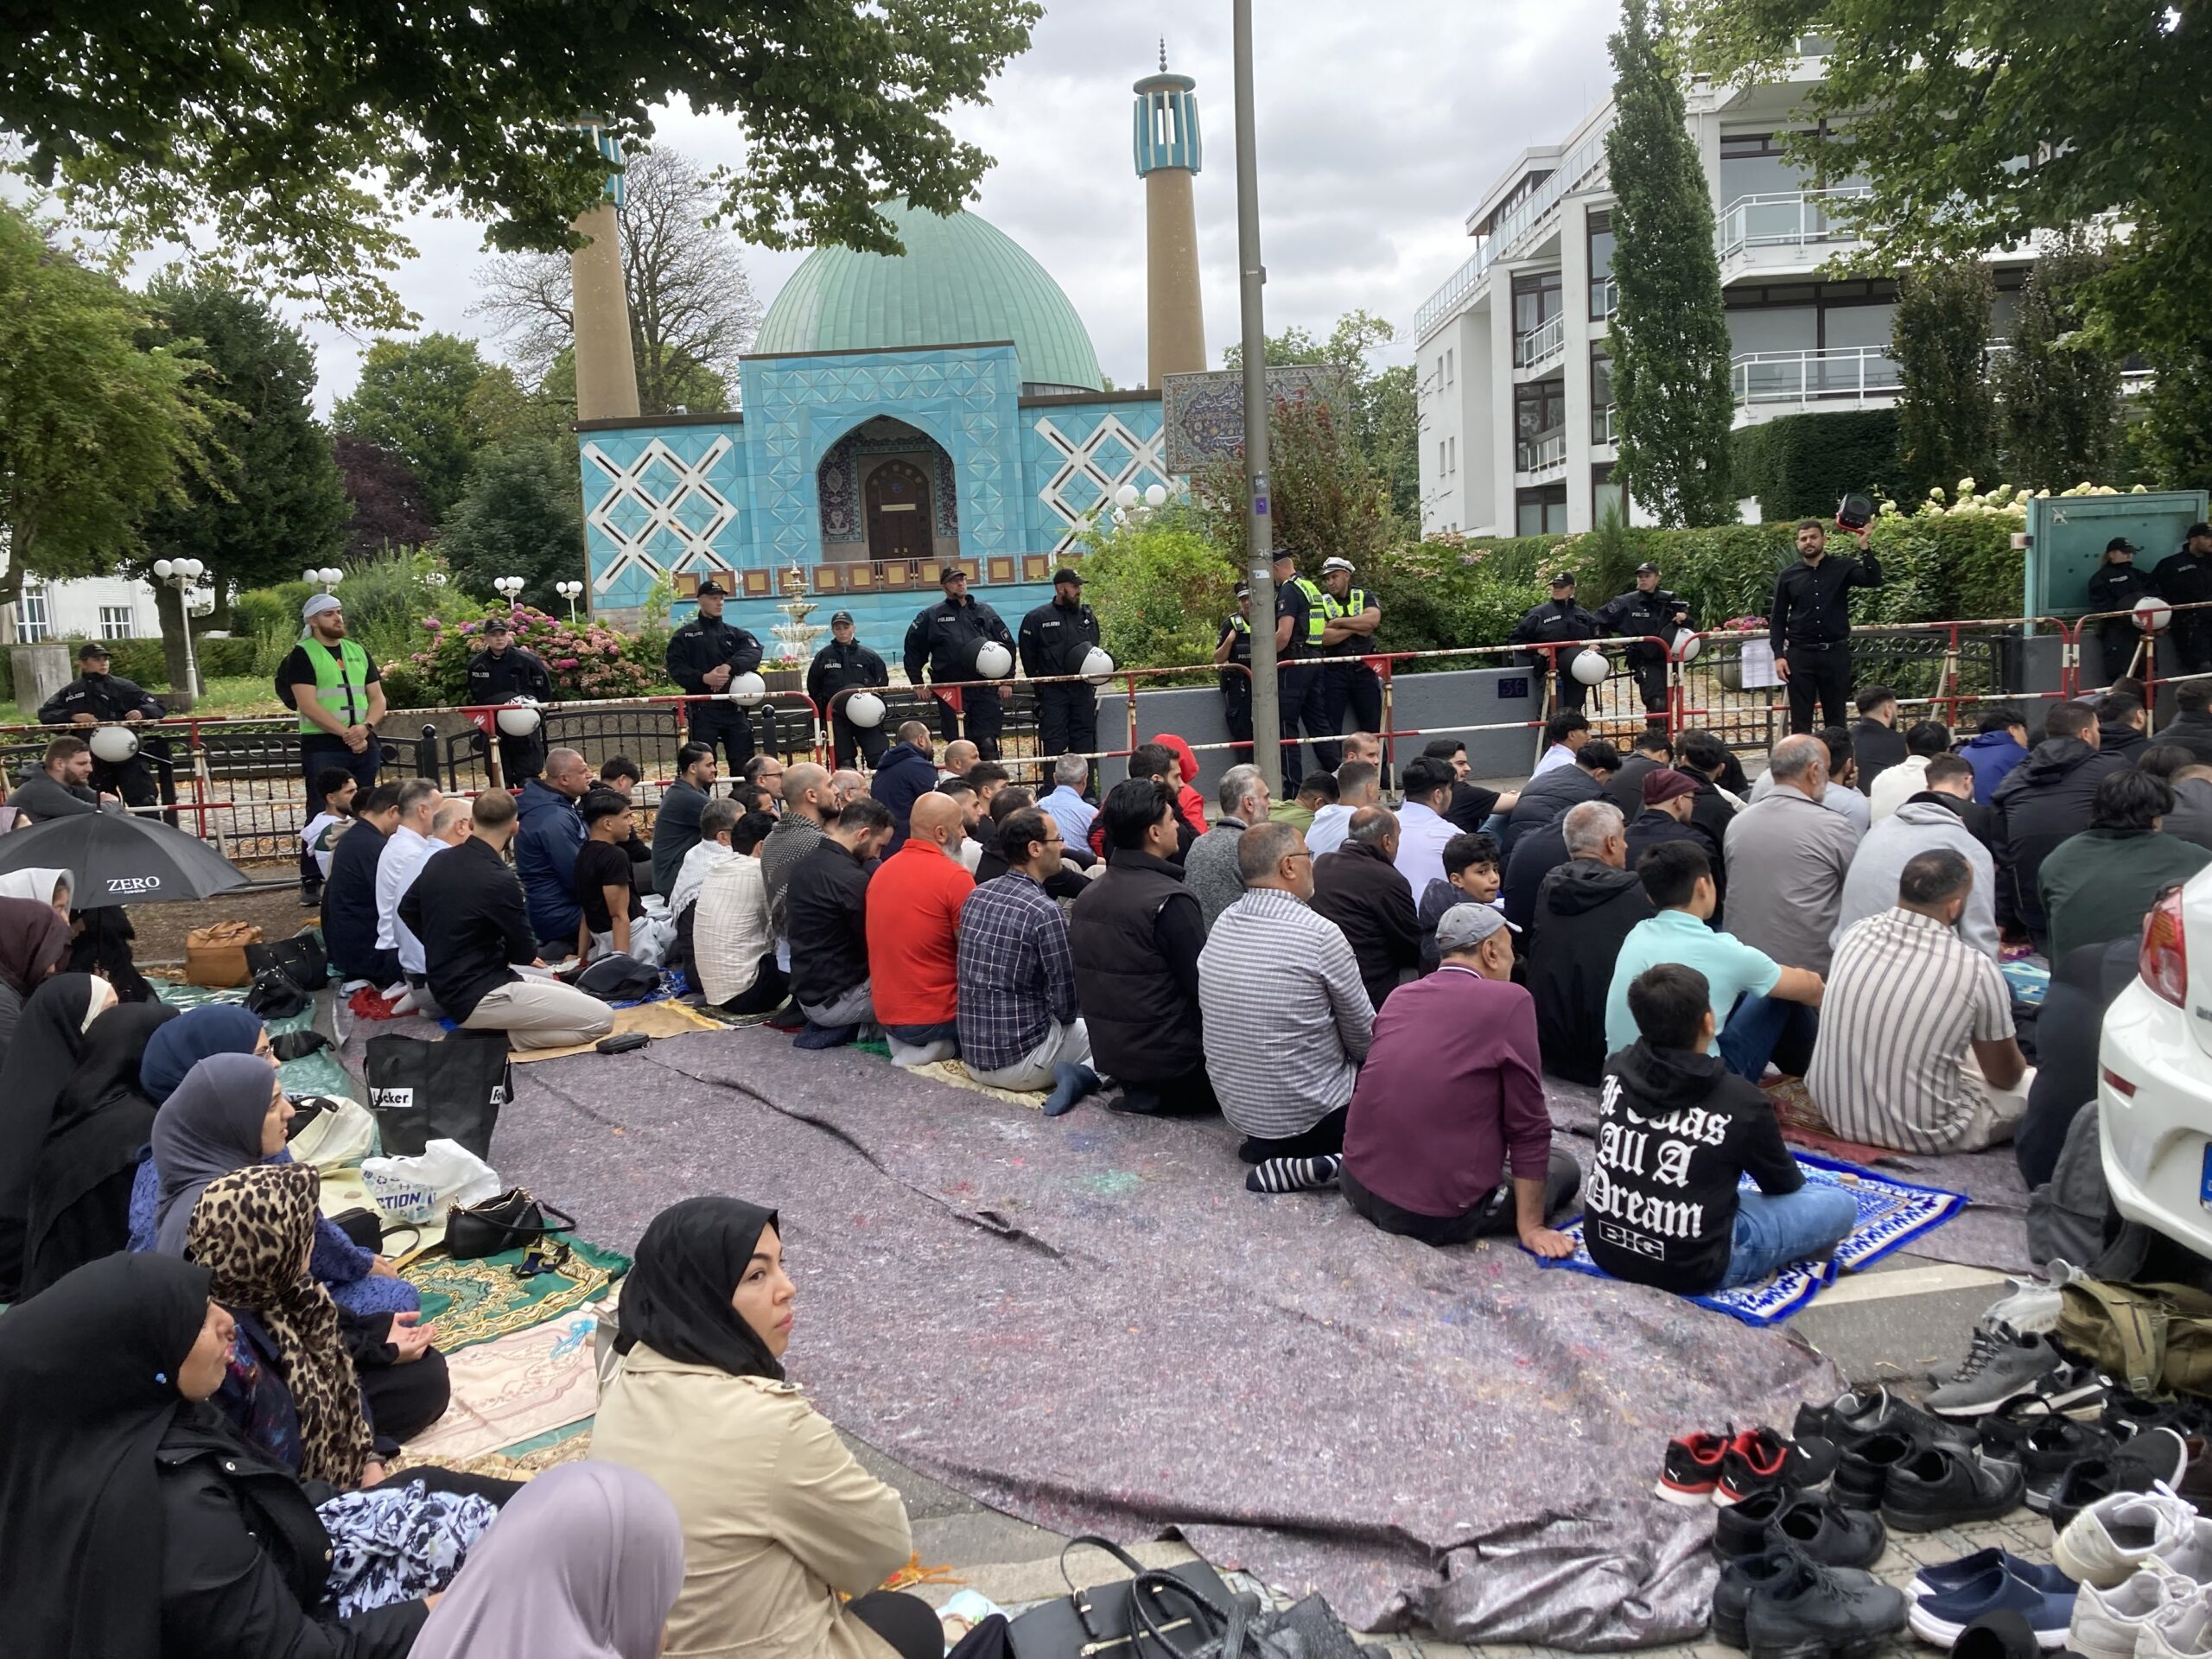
[1307,760,1379,856]
[1391,756,1461,895]
[1529,709,1591,779]
[377,780,458,1008]
[1866,721,1953,823]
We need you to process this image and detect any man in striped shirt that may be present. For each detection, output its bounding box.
[1198,819,1376,1193]
[1808,849,2032,1154]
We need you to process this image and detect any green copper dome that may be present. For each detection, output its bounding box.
[754,201,1104,395]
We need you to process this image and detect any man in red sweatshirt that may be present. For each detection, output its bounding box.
[865,791,975,1065]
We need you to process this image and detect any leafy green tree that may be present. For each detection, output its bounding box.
[1891,261,1996,501]
[2131,339,2212,493]
[1074,518,1236,671]
[1191,391,1392,575]
[137,277,348,696]
[1604,0,1735,527]
[0,202,218,613]
[1224,311,1419,523]
[1995,235,2121,493]
[435,442,588,613]
[1,2,1040,332]
[332,334,492,521]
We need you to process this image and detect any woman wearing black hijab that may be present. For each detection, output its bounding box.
[592,1198,940,1659]
[0,973,115,1296]
[19,1001,178,1296]
[0,1253,430,1659]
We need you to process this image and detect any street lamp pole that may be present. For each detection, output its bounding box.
[1232,0,1281,793]
[151,558,206,702]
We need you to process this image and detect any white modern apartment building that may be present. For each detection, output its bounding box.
[1412,55,2030,538]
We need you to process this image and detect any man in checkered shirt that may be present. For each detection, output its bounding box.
[956,804,1101,1116]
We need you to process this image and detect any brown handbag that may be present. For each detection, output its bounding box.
[184,920,264,987]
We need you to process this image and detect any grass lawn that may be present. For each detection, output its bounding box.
[0,675,289,728]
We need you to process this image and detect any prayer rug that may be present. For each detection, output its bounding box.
[907,1058,1051,1110]
[1527,1153,1968,1326]
[397,1309,602,1463]
[2000,958,2050,1006]
[1759,1077,1898,1164]
[405,1237,627,1351]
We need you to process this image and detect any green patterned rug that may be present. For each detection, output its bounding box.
[404,1237,629,1351]
[155,980,358,1102]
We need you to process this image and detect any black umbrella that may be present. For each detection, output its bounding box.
[0,807,251,908]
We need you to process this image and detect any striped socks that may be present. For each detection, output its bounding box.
[1245,1154,1343,1193]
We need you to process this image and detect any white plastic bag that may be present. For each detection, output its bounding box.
[359,1138,501,1224]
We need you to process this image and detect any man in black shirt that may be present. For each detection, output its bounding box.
[806,610,891,769]
[1271,549,1330,790]
[1510,573,1602,715]
[38,640,168,809]
[2085,537,2154,685]
[2152,521,2212,675]
[1418,738,1510,834]
[1018,568,1103,771]
[325,784,401,986]
[903,567,1014,760]
[1848,684,1909,795]
[465,612,554,785]
[1213,585,1256,763]
[1770,518,1883,734]
[785,797,896,1031]
[401,787,613,1050]
[1594,562,1692,716]
[664,577,765,772]
[575,787,666,964]
[649,742,720,897]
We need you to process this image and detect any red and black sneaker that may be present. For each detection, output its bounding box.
[1717,1427,1796,1507]
[1656,1430,1732,1505]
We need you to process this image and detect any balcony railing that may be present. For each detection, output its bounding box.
[1716,187,1874,261]
[1732,346,1900,408]
[1516,430,1568,474]
[1514,313,1567,371]
[1414,109,1618,340]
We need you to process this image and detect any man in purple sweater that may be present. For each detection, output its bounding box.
[1340,904,1581,1249]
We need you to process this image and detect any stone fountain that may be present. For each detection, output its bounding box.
[768,561,826,662]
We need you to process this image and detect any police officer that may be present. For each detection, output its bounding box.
[1595,561,1694,717]
[902,565,1015,760]
[2153,521,2212,675]
[1272,548,1330,790]
[1318,555,1382,772]
[664,577,766,772]
[1769,518,1883,733]
[39,640,166,808]
[1018,566,1103,769]
[2086,537,2154,685]
[807,609,891,769]
[1214,584,1256,762]
[465,611,554,784]
[1510,572,1603,715]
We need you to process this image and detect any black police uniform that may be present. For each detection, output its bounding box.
[465,640,554,783]
[2152,541,2212,674]
[1509,594,1602,714]
[1218,611,1255,762]
[664,604,766,770]
[1769,539,1885,733]
[1594,582,1694,715]
[1017,593,1103,763]
[1319,585,1383,770]
[38,669,168,808]
[902,591,1015,758]
[2085,558,2155,683]
[1275,574,1331,790]
[807,635,892,769]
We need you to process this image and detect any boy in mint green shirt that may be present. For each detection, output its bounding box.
[1605,840,1824,1077]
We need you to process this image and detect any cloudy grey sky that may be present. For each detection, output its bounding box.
[291,0,1621,409]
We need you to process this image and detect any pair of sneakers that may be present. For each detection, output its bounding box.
[2066,1505,2212,1659]
[1906,1550,2078,1651]
[1929,1323,2105,1419]
[1656,1426,1836,1508]
[1713,1549,1907,1658]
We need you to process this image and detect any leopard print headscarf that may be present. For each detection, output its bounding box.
[187,1162,373,1486]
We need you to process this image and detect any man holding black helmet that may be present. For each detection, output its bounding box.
[664,577,766,772]
[807,610,891,770]
[2153,521,2212,675]
[465,611,554,784]
[1596,562,1693,718]
[1510,572,1602,714]
[39,640,166,809]
[904,564,1015,759]
[1018,567,1103,767]
[1770,518,1883,734]
[2086,537,2155,686]
[1215,583,1256,761]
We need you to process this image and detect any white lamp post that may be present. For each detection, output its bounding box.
[493,575,526,611]
[555,580,584,625]
[151,557,207,700]
[303,566,342,592]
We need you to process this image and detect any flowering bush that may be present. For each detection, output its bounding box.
[380,606,671,708]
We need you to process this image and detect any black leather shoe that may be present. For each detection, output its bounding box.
[1878,1445,2026,1532]
[1832,1430,1916,1510]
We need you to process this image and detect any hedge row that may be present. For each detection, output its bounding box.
[0,635,260,704]
[1730,410,1903,522]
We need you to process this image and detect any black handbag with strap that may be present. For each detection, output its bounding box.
[1007,1539,1242,1659]
[445,1186,575,1261]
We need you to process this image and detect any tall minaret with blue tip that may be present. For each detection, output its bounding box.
[1133,41,1205,385]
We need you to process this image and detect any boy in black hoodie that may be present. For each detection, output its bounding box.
[1586,964,1859,1294]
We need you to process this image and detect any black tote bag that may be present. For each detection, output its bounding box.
[363,1031,511,1159]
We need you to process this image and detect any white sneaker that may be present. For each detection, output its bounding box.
[2056,1490,2201,1588]
[2141,1586,2212,1659]
[1981,1260,2082,1337]
[2156,1519,2212,1588]
[2069,1569,2183,1659]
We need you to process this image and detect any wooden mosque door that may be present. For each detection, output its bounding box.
[864,461,935,565]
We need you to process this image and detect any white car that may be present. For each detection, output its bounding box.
[2100,866,2212,1257]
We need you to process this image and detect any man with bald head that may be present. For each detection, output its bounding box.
[760,762,834,956]
[830,769,869,809]
[515,745,594,952]
[1312,804,1423,1009]
[941,739,980,779]
[865,791,976,1065]
[871,719,939,853]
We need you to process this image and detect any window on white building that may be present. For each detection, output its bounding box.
[1446,348,1456,385]
[1588,212,1617,319]
[1592,464,1628,528]
[1439,438,1448,475]
[99,606,136,640]
[1516,484,1568,537]
[1448,436,1457,474]
[17,588,50,643]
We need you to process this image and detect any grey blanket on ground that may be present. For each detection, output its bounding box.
[492,1031,1837,1648]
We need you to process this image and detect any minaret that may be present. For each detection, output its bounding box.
[1133,43,1205,385]
[570,122,642,422]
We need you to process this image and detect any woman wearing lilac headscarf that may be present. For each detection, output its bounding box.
[412,1462,685,1659]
